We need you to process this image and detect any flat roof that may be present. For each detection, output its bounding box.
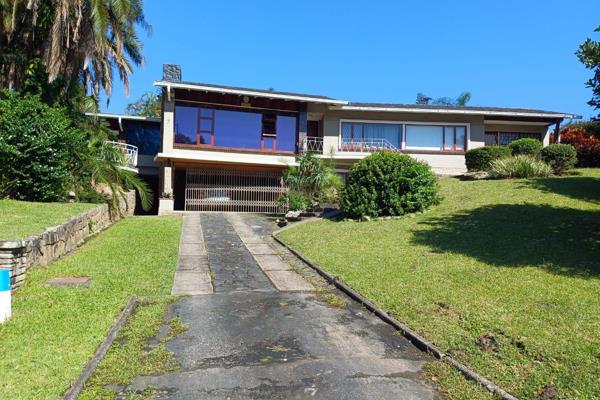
[153,80,349,105]
[86,112,161,123]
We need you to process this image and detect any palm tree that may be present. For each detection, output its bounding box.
[0,0,150,100]
[456,91,472,106]
[74,126,152,212]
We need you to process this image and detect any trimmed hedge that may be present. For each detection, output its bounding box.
[508,138,543,157]
[340,152,440,218]
[541,144,577,174]
[465,146,511,171]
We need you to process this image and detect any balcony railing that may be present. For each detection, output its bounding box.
[339,138,399,152]
[298,136,324,155]
[105,141,138,171]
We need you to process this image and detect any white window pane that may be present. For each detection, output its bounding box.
[455,127,466,150]
[405,125,443,150]
[444,127,454,150]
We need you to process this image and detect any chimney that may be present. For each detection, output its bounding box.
[162,64,181,82]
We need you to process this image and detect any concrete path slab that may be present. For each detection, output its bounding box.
[252,254,291,271]
[171,215,212,295]
[263,269,315,291]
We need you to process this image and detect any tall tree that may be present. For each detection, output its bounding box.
[576,26,600,116]
[125,90,161,117]
[415,91,472,106]
[0,0,150,103]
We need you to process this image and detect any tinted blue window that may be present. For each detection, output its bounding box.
[123,121,161,155]
[174,106,197,144]
[277,115,296,152]
[214,109,262,149]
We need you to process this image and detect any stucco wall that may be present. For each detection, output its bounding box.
[0,191,135,290]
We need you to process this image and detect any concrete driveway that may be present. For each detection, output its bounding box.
[129,213,441,399]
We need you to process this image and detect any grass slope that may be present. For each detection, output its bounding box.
[0,199,96,240]
[0,216,181,399]
[279,169,600,399]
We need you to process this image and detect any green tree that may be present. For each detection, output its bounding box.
[125,90,161,117]
[416,91,472,106]
[0,0,150,103]
[576,26,600,115]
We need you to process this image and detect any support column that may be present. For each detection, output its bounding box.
[162,89,175,153]
[298,103,308,155]
[553,119,562,144]
[158,159,175,215]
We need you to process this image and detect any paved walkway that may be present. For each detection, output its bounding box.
[135,214,440,399]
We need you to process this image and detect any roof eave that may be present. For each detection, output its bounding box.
[86,112,161,123]
[329,105,581,120]
[154,80,349,105]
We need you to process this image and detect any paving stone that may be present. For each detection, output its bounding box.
[263,270,314,291]
[245,243,276,255]
[178,242,206,256]
[253,254,291,271]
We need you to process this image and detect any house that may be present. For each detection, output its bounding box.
[99,64,580,215]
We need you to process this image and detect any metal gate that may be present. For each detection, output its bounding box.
[184,168,287,213]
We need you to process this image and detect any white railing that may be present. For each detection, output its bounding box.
[339,138,399,152]
[298,137,324,155]
[105,141,138,170]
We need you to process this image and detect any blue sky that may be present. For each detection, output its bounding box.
[102,0,599,120]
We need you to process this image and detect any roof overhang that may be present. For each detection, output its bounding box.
[329,105,580,120]
[86,112,161,123]
[154,80,349,105]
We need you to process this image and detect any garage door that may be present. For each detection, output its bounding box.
[185,168,287,213]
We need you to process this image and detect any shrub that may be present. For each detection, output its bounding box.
[279,190,310,211]
[559,125,600,167]
[489,155,552,179]
[508,138,543,157]
[283,152,341,207]
[0,91,85,201]
[540,144,577,174]
[340,151,440,218]
[465,146,511,171]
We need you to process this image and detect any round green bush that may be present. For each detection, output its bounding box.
[508,138,543,157]
[540,143,577,174]
[465,146,511,171]
[0,91,85,201]
[340,152,440,218]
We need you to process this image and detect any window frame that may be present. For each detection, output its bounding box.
[484,131,542,146]
[339,119,470,153]
[173,103,298,154]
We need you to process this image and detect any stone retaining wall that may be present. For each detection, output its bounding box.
[0,191,135,289]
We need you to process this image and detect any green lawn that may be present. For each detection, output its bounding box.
[0,216,181,400]
[0,199,96,240]
[278,169,600,399]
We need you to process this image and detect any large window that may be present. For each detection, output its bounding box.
[174,104,297,152]
[341,122,402,148]
[485,132,541,146]
[122,121,161,155]
[405,124,466,151]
